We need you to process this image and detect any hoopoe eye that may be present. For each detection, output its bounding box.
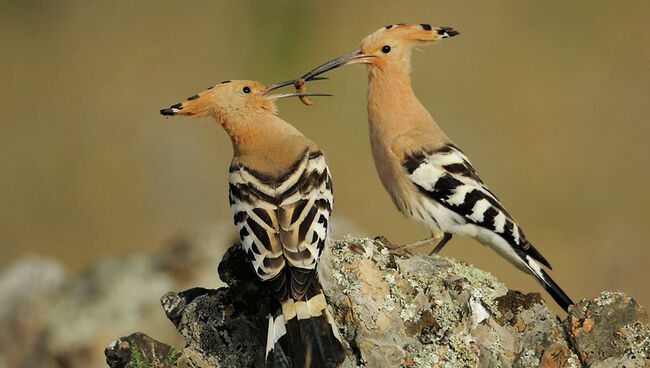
[242,86,251,94]
[381,45,391,54]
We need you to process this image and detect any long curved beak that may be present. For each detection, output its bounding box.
[265,76,328,93]
[301,49,374,81]
[263,77,332,102]
[265,92,333,100]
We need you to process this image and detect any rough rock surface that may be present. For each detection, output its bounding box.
[565,292,649,367]
[105,332,180,368]
[106,236,650,367]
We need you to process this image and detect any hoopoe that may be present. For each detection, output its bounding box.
[160,79,345,367]
[300,23,574,311]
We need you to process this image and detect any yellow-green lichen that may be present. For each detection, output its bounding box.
[400,303,419,322]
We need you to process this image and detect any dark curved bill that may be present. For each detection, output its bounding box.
[301,49,372,81]
[267,92,333,100]
[266,77,328,93]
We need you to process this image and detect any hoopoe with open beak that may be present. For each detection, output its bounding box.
[300,23,574,311]
[160,79,345,367]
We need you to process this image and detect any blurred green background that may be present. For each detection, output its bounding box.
[1,0,649,308]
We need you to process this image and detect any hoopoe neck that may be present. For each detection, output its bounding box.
[368,67,426,135]
[220,113,300,156]
[367,66,447,145]
[221,113,313,177]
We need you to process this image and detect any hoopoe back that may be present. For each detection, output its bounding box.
[161,80,345,367]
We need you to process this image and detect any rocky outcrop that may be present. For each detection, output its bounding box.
[105,236,650,367]
[565,292,649,367]
[105,332,180,368]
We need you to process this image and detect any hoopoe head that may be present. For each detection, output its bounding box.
[302,23,458,79]
[160,79,330,123]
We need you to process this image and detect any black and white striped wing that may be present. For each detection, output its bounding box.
[277,151,333,300]
[229,170,285,282]
[404,144,551,268]
[229,151,333,300]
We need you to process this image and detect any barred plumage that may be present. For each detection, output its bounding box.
[229,149,332,289]
[231,149,343,368]
[230,148,341,367]
[403,143,551,269]
[161,79,343,367]
[301,23,574,311]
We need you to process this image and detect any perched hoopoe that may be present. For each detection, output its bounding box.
[161,79,345,367]
[300,23,574,311]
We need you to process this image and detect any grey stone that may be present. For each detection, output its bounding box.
[124,237,641,367]
[565,291,650,367]
[8,234,641,368]
[105,332,180,368]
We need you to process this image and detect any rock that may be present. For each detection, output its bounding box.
[120,236,647,368]
[311,236,578,367]
[163,287,268,368]
[105,332,180,368]
[157,245,276,368]
[7,233,645,368]
[566,291,650,367]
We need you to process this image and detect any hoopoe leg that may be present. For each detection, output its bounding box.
[429,233,453,255]
[399,236,438,250]
[377,231,444,254]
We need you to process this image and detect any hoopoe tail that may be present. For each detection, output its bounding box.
[518,250,574,311]
[265,279,345,368]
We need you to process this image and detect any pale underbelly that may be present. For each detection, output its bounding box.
[400,194,528,271]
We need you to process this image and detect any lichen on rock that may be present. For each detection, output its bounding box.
[566,291,650,367]
[104,236,650,368]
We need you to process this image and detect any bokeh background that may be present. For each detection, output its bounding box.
[1,0,649,359]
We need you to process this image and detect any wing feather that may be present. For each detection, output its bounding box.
[229,150,333,300]
[278,153,333,300]
[404,144,550,268]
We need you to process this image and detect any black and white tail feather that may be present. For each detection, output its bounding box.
[265,276,344,368]
[229,149,345,367]
[402,143,574,310]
